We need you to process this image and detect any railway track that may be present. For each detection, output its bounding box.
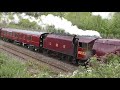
[0,40,78,73]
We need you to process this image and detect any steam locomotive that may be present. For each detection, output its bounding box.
[0,28,120,65]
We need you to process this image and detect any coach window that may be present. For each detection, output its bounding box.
[2,31,4,35]
[11,33,13,36]
[15,33,18,37]
[15,33,16,37]
[19,34,21,38]
[13,33,15,37]
[24,35,26,39]
[9,32,12,36]
[16,33,18,37]
[12,33,13,36]
[10,32,12,36]
[23,35,25,39]
[21,34,23,38]
[4,31,6,35]
[30,36,32,40]
[28,36,32,40]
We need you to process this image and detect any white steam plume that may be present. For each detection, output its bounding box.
[38,14,101,37]
[0,13,101,37]
[13,14,20,24]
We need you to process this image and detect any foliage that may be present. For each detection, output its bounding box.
[18,19,37,29]
[20,12,120,38]
[25,12,66,17]
[58,54,120,78]
[44,25,65,34]
[0,53,29,78]
[63,12,120,38]
[0,53,56,78]
[1,12,120,38]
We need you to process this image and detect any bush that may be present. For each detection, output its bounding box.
[58,54,120,78]
[0,53,29,78]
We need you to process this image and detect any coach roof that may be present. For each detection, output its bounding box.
[2,28,46,35]
[95,39,120,46]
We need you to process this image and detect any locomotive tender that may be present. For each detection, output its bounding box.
[0,28,120,65]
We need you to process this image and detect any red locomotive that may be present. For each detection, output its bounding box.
[0,28,120,65]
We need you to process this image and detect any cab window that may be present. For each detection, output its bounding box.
[79,42,82,47]
[79,42,87,48]
[82,43,87,48]
[28,36,32,40]
[88,43,93,50]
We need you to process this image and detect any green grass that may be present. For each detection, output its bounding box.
[0,52,57,78]
[0,50,120,78]
[58,54,120,78]
[0,53,29,78]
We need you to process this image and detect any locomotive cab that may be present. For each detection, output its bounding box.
[77,37,98,61]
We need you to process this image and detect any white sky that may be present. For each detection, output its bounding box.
[92,12,114,19]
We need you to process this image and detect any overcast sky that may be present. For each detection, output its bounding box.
[92,12,114,19]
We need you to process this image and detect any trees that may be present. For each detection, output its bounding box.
[0,12,120,38]
[18,19,38,29]
[109,13,120,34]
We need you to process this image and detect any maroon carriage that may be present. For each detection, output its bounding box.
[0,28,14,41]
[0,28,1,32]
[12,30,42,48]
[0,29,5,38]
[1,28,48,49]
[93,39,120,57]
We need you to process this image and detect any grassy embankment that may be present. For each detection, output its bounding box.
[0,52,57,78]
